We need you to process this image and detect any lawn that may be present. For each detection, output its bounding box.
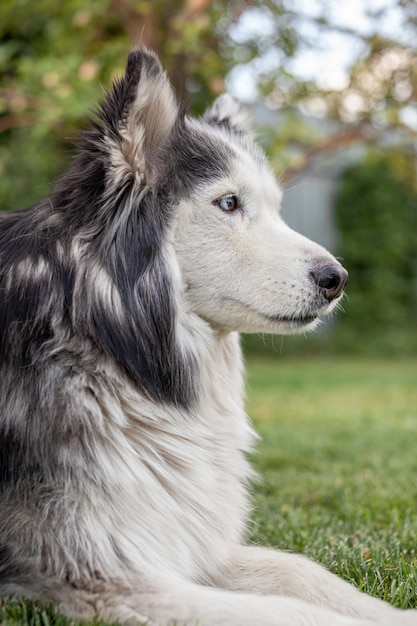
[1,357,417,624]
[246,357,417,608]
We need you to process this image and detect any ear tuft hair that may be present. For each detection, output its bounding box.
[202,94,252,134]
[96,48,179,185]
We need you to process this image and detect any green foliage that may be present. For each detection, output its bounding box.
[0,0,231,210]
[0,0,129,209]
[2,1,417,213]
[4,0,315,209]
[334,152,417,352]
[0,0,308,209]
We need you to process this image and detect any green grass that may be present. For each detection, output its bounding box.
[1,357,417,623]
[246,357,417,608]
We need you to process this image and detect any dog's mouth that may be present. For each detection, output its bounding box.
[225,297,324,329]
[264,312,319,326]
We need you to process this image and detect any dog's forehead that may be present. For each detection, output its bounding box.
[231,145,283,204]
[219,134,284,213]
[182,118,282,205]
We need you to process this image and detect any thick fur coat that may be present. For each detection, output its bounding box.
[0,49,415,626]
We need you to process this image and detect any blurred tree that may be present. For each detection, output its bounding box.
[0,0,236,208]
[334,151,417,353]
[1,0,417,208]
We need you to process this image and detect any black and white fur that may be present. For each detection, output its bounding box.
[0,49,415,626]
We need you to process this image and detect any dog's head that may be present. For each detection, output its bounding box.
[82,48,346,335]
[174,99,348,335]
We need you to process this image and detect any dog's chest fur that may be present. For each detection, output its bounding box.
[65,331,255,583]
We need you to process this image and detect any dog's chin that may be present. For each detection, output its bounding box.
[222,309,324,335]
[260,313,322,335]
[254,296,343,335]
[216,297,339,335]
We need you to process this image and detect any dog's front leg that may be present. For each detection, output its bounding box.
[213,545,417,624]
[38,576,398,626]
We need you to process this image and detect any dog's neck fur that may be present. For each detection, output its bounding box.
[86,326,255,583]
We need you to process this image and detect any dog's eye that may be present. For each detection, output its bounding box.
[215,195,240,213]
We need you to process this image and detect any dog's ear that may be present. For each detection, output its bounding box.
[202,93,252,134]
[74,50,198,408]
[99,48,179,182]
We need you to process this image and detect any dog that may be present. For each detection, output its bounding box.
[0,48,415,626]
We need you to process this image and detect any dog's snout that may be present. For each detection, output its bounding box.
[311,264,348,302]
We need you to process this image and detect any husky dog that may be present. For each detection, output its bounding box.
[0,49,415,626]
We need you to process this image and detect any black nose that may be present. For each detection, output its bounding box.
[311,264,348,302]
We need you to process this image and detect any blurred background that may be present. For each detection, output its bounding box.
[1,0,416,357]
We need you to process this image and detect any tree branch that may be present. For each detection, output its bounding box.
[0,113,38,133]
[281,126,377,184]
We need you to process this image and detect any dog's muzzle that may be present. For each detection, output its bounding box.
[311,264,349,302]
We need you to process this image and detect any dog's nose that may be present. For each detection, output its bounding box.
[311,264,348,302]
